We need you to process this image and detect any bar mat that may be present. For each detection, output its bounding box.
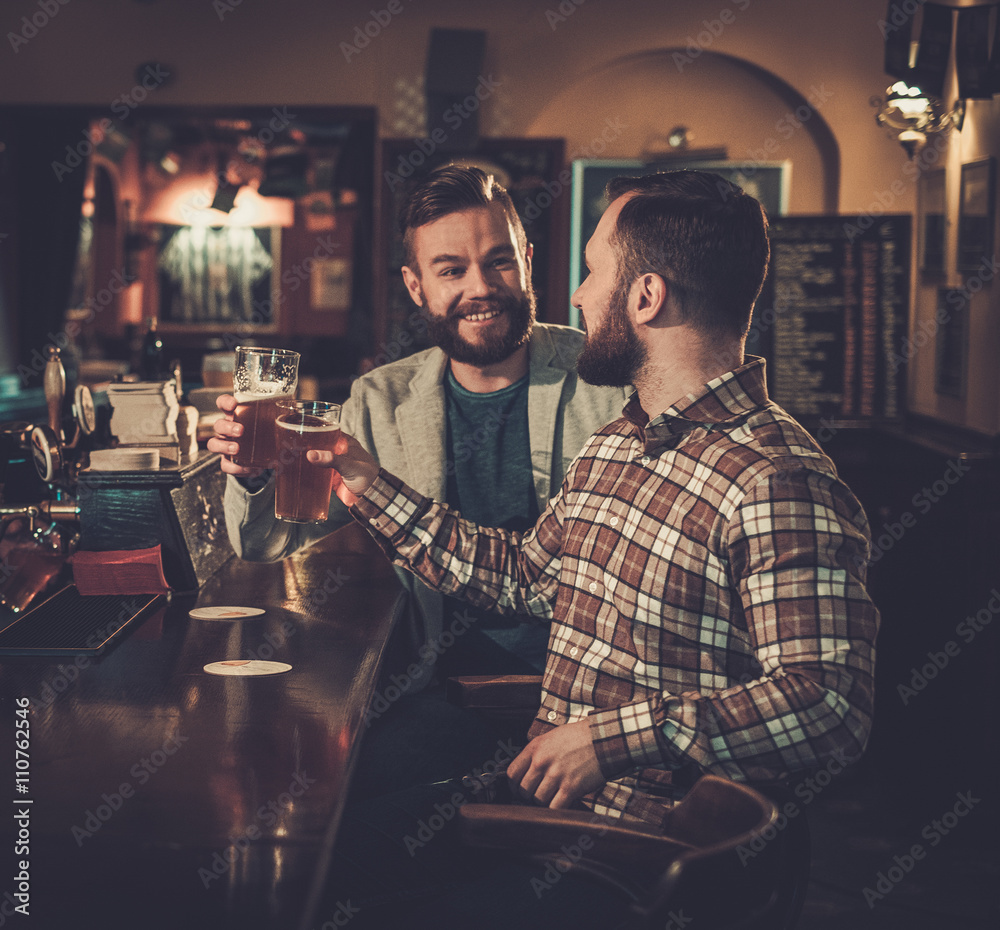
[0,585,163,656]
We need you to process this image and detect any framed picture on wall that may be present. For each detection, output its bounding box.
[155,224,281,331]
[957,158,995,273]
[568,159,790,327]
[935,287,968,398]
[918,167,946,279]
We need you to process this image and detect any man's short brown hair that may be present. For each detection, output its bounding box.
[605,171,770,338]
[399,164,528,272]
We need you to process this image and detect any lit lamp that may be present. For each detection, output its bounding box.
[872,80,965,159]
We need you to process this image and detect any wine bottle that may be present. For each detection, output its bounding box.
[140,317,164,381]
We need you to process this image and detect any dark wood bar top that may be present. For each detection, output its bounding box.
[0,522,403,930]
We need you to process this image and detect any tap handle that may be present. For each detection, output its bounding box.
[44,346,66,440]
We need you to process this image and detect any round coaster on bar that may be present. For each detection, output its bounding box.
[203,660,291,677]
[189,606,266,620]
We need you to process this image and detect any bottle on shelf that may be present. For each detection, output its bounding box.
[140,317,164,381]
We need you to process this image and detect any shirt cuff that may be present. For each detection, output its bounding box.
[588,697,667,779]
[351,470,426,540]
[235,470,273,494]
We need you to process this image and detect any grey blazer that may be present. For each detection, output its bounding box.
[223,323,626,682]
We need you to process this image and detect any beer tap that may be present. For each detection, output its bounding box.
[31,346,66,484]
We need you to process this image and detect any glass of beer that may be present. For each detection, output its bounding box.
[232,347,300,468]
[274,401,342,523]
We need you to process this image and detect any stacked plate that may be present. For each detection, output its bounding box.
[87,448,160,471]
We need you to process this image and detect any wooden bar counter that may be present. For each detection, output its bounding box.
[0,522,403,930]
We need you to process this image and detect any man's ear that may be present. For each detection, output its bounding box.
[401,265,424,307]
[632,273,671,326]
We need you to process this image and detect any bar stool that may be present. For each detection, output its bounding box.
[449,675,810,930]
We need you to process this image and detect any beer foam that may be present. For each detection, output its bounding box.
[276,417,338,431]
[235,389,293,403]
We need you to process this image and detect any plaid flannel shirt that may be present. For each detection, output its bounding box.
[354,357,878,826]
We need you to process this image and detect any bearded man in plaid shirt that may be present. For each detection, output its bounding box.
[317,170,878,827]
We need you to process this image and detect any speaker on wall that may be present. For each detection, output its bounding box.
[425,28,487,151]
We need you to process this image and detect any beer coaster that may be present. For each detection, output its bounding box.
[189,606,265,620]
[203,660,291,677]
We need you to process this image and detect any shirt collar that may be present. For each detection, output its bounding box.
[622,355,771,453]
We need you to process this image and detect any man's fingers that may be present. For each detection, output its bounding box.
[215,394,238,413]
[307,449,335,466]
[207,437,240,458]
[549,785,577,810]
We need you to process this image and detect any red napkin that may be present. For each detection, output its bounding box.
[71,545,171,595]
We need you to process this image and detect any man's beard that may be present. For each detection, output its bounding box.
[576,280,647,387]
[424,289,536,366]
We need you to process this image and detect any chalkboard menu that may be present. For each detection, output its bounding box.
[748,215,911,422]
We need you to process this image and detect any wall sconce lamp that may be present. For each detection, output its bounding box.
[872,81,965,159]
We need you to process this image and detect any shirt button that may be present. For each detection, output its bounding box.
[641,456,651,466]
[569,647,579,657]
[588,581,598,593]
[547,710,557,722]
[369,518,380,527]
[609,516,619,527]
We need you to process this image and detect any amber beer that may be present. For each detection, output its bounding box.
[233,390,293,468]
[274,402,342,523]
[231,347,299,468]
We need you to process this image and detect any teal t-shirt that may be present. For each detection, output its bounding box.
[443,368,538,532]
[440,368,546,674]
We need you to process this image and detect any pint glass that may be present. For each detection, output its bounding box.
[232,347,300,468]
[274,401,342,523]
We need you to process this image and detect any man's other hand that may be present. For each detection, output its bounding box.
[307,432,379,498]
[207,394,265,479]
[506,719,606,809]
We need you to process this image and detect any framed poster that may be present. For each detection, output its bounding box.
[935,287,968,398]
[957,158,995,273]
[568,159,790,326]
[376,138,567,359]
[155,224,280,331]
[918,167,946,279]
